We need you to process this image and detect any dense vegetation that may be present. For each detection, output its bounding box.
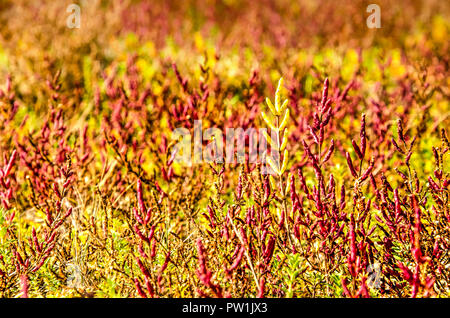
[0,0,448,297]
